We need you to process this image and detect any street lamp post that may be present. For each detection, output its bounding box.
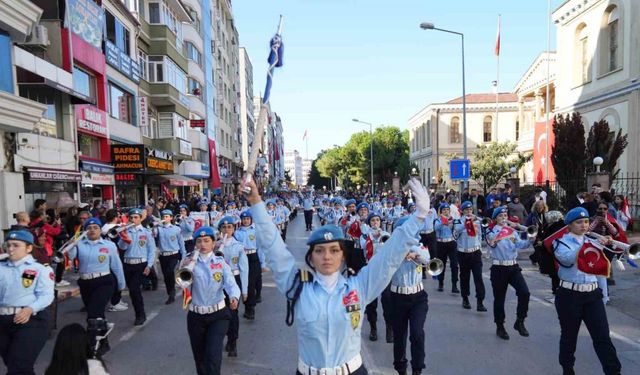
[420,22,467,190]
[352,118,374,195]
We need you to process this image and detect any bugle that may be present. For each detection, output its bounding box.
[426,258,444,276]
[481,217,491,228]
[106,223,135,239]
[53,231,88,263]
[586,232,640,260]
[506,220,538,238]
[173,216,183,225]
[175,249,199,288]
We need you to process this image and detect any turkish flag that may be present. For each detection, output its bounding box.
[532,119,556,183]
[576,241,611,277]
[494,226,515,242]
[465,218,477,236]
[347,220,362,239]
[365,236,374,260]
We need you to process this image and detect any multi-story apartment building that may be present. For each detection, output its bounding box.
[301,158,312,187]
[239,47,254,168]
[284,149,303,186]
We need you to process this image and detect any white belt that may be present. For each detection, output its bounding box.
[492,259,517,266]
[420,230,434,235]
[124,258,146,265]
[297,354,363,375]
[80,271,111,280]
[560,280,599,293]
[458,246,481,253]
[160,251,179,256]
[438,238,454,242]
[184,236,193,241]
[390,283,424,295]
[245,249,257,255]
[0,307,23,315]
[232,270,240,276]
[188,300,226,314]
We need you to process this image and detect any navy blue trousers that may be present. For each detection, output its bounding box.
[187,309,231,375]
[389,290,429,372]
[244,253,261,314]
[159,253,180,297]
[490,265,529,324]
[458,251,485,300]
[123,263,146,318]
[78,274,114,320]
[436,241,458,285]
[0,311,49,375]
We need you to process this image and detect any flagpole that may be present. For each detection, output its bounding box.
[495,14,500,141]
[545,0,551,182]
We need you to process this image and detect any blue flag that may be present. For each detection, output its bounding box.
[263,16,284,104]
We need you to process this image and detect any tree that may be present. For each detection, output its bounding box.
[458,141,531,194]
[307,151,331,188]
[585,119,628,180]
[551,113,587,202]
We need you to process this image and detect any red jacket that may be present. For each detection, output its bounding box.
[30,218,62,257]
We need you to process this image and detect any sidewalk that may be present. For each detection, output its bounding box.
[55,272,80,301]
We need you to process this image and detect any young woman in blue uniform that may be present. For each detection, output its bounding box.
[242,177,430,375]
[453,202,486,311]
[154,210,186,305]
[182,226,240,375]
[234,210,262,320]
[0,230,55,375]
[178,204,196,253]
[433,203,459,293]
[553,207,621,375]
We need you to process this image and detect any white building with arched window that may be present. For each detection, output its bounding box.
[552,0,640,175]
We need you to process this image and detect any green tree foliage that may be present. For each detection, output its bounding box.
[461,142,531,194]
[307,150,332,188]
[551,113,587,201]
[585,119,628,180]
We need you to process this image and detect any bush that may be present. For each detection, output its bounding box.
[518,185,560,211]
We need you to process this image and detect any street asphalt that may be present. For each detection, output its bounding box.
[6,212,640,375]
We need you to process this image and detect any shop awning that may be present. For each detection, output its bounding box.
[147,174,200,187]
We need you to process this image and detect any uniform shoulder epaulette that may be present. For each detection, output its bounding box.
[298,268,313,282]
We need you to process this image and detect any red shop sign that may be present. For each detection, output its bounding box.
[75,104,108,137]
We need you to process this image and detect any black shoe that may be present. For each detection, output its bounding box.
[452,285,460,294]
[165,295,175,305]
[256,295,262,303]
[412,370,422,375]
[134,316,146,326]
[369,328,378,341]
[513,319,529,337]
[396,371,407,375]
[225,342,231,352]
[80,306,87,313]
[607,278,616,286]
[562,367,575,375]
[243,310,255,320]
[437,283,444,292]
[477,300,487,312]
[462,297,471,309]
[227,341,237,357]
[386,326,394,343]
[496,323,509,340]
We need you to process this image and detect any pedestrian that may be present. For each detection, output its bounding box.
[553,207,621,375]
[155,210,186,305]
[453,202,487,311]
[67,218,125,356]
[117,208,156,326]
[507,195,527,224]
[612,194,631,231]
[182,226,240,375]
[45,323,109,375]
[526,200,548,266]
[589,202,627,289]
[486,207,532,340]
[234,211,261,320]
[433,203,459,293]
[242,177,430,375]
[388,216,432,375]
[0,230,55,375]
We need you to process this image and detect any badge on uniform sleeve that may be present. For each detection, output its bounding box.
[342,290,361,330]
[213,272,222,282]
[22,269,38,288]
[249,234,255,241]
[350,311,360,330]
[171,235,176,241]
[49,272,55,281]
[98,255,107,263]
[416,265,423,274]
[232,256,238,264]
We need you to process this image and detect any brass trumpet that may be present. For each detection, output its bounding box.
[506,220,538,238]
[173,216,183,225]
[481,217,491,228]
[106,223,135,239]
[585,232,640,260]
[53,231,88,263]
[426,258,444,276]
[175,249,199,288]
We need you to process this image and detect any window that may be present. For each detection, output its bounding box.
[575,24,591,84]
[515,119,520,140]
[449,117,461,143]
[483,116,492,142]
[186,42,202,66]
[73,66,96,100]
[78,133,101,159]
[188,78,202,97]
[602,6,620,73]
[149,2,160,23]
[138,50,148,81]
[105,11,130,55]
[186,7,200,33]
[158,112,187,139]
[142,117,159,139]
[147,56,187,93]
[108,82,134,124]
[147,1,183,49]
[608,20,618,71]
[426,120,431,147]
[19,87,59,138]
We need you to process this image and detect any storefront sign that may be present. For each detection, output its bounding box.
[179,139,192,156]
[28,167,81,182]
[75,105,107,137]
[105,41,140,83]
[190,119,205,128]
[81,160,114,174]
[146,147,173,173]
[111,145,144,171]
[82,171,115,185]
[179,161,209,178]
[138,97,148,129]
[115,173,142,185]
[66,0,104,50]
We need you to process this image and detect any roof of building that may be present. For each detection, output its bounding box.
[446,93,519,104]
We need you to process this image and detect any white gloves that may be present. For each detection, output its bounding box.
[408,178,430,220]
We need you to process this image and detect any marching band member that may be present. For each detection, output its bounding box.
[277,198,291,240]
[224,202,240,225]
[191,200,211,230]
[209,202,223,229]
[68,218,125,356]
[217,217,248,358]
[302,192,315,231]
[371,196,382,215]
[243,177,429,375]
[433,203,459,293]
[382,198,393,232]
[155,210,186,305]
[183,226,240,375]
[178,204,196,253]
[0,230,54,375]
[234,211,262,320]
[117,208,156,326]
[453,202,487,311]
[389,216,432,375]
[486,207,532,340]
[390,198,406,226]
[418,206,437,280]
[553,207,621,375]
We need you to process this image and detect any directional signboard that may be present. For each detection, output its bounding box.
[450,159,470,180]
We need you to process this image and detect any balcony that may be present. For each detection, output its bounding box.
[150,137,193,160]
[0,91,46,133]
[139,80,190,119]
[188,128,208,151]
[148,25,188,72]
[0,0,43,42]
[188,95,205,117]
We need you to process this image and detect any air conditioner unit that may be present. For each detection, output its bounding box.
[24,25,50,47]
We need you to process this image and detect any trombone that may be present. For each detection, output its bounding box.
[506,220,538,238]
[585,232,640,260]
[53,231,88,263]
[106,223,135,239]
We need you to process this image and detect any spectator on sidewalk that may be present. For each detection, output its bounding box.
[508,195,527,224]
[90,200,101,218]
[45,323,109,375]
[10,211,31,231]
[613,194,632,231]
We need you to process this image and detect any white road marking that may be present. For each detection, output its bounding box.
[117,310,160,343]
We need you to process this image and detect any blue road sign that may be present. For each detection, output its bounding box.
[450,159,470,180]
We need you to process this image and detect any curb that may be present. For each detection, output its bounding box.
[56,286,80,302]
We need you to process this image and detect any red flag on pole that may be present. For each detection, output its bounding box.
[495,15,501,56]
[303,129,307,140]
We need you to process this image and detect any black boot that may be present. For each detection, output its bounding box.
[462,297,471,309]
[227,340,237,357]
[513,319,529,337]
[412,370,422,375]
[437,282,444,292]
[562,367,575,375]
[477,299,487,312]
[165,294,175,305]
[369,322,378,341]
[243,309,255,320]
[496,323,509,340]
[396,371,407,375]
[134,315,146,326]
[386,325,394,343]
[451,283,460,294]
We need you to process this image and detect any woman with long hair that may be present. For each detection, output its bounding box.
[45,323,109,375]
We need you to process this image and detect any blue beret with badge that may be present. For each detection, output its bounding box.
[240,210,252,219]
[367,213,382,225]
[564,207,589,225]
[128,208,143,216]
[83,217,102,230]
[194,226,217,239]
[160,209,173,217]
[179,204,189,210]
[306,225,345,246]
[394,216,411,231]
[331,197,342,205]
[438,203,450,212]
[344,199,356,207]
[461,201,473,210]
[218,216,236,229]
[492,206,508,220]
[356,202,369,212]
[6,230,34,245]
[198,199,209,207]
[226,201,236,207]
[266,199,276,206]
